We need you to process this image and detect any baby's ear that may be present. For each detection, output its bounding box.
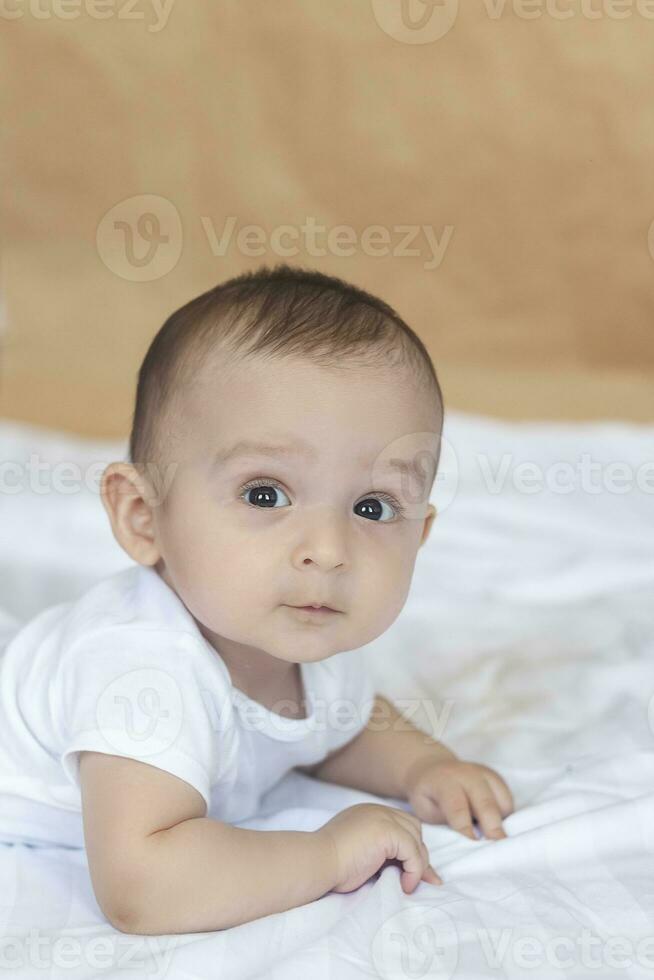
[419,503,437,548]
[100,462,161,566]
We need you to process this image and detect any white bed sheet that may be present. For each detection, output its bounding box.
[1,409,653,979]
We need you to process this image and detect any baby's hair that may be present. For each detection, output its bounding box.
[128,263,444,481]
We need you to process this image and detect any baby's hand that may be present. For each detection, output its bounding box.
[405,758,514,840]
[318,803,442,895]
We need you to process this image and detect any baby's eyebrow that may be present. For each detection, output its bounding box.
[213,437,431,493]
[214,438,317,465]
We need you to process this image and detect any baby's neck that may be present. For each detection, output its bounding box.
[196,624,306,717]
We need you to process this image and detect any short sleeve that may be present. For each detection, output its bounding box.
[55,627,237,812]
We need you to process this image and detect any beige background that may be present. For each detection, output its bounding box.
[1,1,653,439]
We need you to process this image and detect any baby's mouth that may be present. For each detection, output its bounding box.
[285,604,342,616]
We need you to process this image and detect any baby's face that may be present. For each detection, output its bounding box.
[149,352,440,665]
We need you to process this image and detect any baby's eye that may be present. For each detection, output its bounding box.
[354,496,400,523]
[240,480,291,509]
[239,480,404,522]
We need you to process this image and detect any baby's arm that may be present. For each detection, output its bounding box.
[79,752,336,934]
[299,695,456,798]
[298,695,513,839]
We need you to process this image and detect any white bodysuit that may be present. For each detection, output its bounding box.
[0,563,376,848]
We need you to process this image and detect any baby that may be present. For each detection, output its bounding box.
[0,264,513,934]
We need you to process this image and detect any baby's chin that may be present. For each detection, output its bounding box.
[257,636,345,664]
[227,623,346,662]
[200,604,385,660]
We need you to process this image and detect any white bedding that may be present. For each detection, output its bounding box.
[1,409,653,979]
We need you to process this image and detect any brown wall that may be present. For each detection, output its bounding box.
[1,1,653,438]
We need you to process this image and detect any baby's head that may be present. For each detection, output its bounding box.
[102,264,444,664]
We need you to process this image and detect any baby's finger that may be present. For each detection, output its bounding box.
[413,839,443,889]
[392,828,431,894]
[437,787,476,839]
[485,770,514,817]
[392,812,437,880]
[468,780,507,840]
[422,864,443,886]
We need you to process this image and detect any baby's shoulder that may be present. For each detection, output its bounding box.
[6,563,223,687]
[63,563,186,635]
